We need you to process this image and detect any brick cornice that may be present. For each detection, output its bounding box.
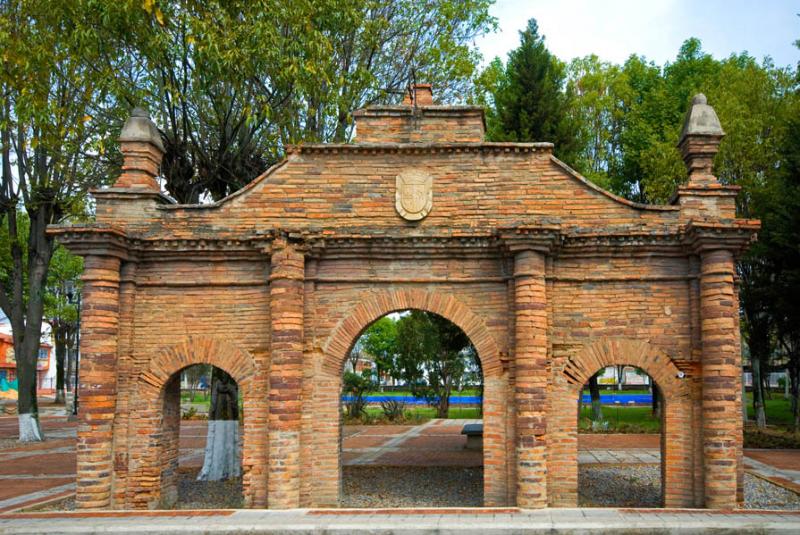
[497,226,562,255]
[682,220,760,255]
[92,188,176,204]
[48,224,131,260]
[303,233,502,259]
[285,141,554,156]
[54,224,747,261]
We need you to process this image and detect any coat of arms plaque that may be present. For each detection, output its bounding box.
[395,169,433,221]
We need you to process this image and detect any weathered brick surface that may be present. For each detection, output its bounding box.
[51,87,757,510]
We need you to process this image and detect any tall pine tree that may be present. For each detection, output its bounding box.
[488,19,581,165]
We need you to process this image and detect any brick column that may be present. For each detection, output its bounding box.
[513,249,548,508]
[700,249,740,509]
[76,254,121,509]
[268,239,304,508]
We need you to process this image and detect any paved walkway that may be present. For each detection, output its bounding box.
[1,508,800,533]
[343,419,482,466]
[0,416,799,513]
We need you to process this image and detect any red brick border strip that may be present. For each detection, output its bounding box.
[620,507,800,515]
[1,509,236,519]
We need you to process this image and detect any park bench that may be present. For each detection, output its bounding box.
[461,423,483,450]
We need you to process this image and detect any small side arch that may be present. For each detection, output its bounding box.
[559,338,689,400]
[127,336,264,509]
[548,338,695,508]
[138,336,257,395]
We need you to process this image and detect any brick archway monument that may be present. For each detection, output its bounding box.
[309,289,509,507]
[52,87,757,510]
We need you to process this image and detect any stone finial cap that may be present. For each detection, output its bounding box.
[679,94,724,142]
[119,107,165,153]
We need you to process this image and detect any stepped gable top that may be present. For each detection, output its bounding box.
[174,84,676,216]
[48,86,761,252]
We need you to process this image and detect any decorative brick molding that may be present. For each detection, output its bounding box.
[548,338,694,507]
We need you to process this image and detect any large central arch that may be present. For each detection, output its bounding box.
[308,289,510,507]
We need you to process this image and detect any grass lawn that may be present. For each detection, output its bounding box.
[181,391,209,403]
[578,405,661,434]
[744,392,796,427]
[743,391,800,448]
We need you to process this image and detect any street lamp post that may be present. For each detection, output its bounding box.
[65,281,81,416]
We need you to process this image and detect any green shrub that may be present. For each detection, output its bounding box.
[380,399,406,422]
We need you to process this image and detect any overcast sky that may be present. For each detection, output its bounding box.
[476,0,800,68]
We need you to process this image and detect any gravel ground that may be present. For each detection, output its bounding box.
[176,468,243,509]
[579,464,661,507]
[24,464,800,511]
[342,466,482,507]
[745,473,800,510]
[579,464,800,510]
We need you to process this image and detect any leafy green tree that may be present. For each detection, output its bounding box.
[395,311,476,418]
[749,101,800,430]
[0,0,120,440]
[566,55,631,190]
[357,316,398,389]
[43,246,83,405]
[103,0,495,203]
[483,18,581,166]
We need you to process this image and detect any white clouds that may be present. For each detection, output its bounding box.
[476,0,800,67]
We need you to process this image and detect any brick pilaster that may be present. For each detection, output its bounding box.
[112,261,136,506]
[76,254,121,509]
[268,239,304,508]
[513,249,548,508]
[700,249,740,509]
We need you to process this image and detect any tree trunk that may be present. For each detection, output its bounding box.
[437,390,450,419]
[752,357,767,429]
[17,347,42,442]
[588,373,603,421]
[53,324,67,405]
[652,383,662,419]
[742,368,749,424]
[789,358,800,433]
[198,367,240,481]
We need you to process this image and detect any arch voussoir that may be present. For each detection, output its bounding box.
[323,289,502,377]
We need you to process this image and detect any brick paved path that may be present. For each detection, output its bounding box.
[0,416,76,513]
[343,419,482,466]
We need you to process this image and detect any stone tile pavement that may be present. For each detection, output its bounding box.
[1,507,800,533]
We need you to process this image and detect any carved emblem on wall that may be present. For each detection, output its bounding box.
[395,169,433,221]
